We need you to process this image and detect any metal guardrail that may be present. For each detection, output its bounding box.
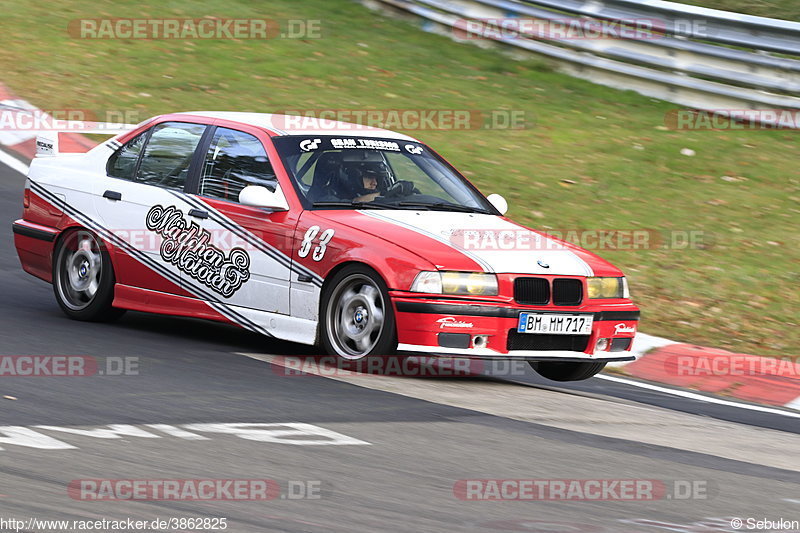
[520,0,800,54]
[364,0,800,113]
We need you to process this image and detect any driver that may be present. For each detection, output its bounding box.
[346,162,390,202]
[353,166,383,202]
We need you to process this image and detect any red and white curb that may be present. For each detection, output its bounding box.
[623,332,677,360]
[1,83,798,415]
[0,83,100,158]
[622,339,800,411]
[605,333,669,369]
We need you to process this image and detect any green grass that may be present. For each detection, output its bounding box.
[681,0,800,20]
[1,0,797,357]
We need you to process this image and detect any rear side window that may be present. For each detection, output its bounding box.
[136,122,206,190]
[199,127,277,203]
[107,132,147,180]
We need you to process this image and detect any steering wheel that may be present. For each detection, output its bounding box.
[383,180,416,198]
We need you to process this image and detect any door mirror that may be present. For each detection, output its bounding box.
[487,193,508,215]
[239,185,289,211]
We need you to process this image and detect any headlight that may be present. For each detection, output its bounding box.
[409,271,442,294]
[411,271,498,296]
[587,277,629,299]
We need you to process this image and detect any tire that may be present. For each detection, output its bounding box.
[320,265,397,360]
[53,229,126,322]
[529,361,606,382]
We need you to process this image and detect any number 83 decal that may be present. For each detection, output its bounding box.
[298,226,335,261]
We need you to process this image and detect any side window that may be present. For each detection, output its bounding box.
[107,132,148,180]
[294,152,316,186]
[199,128,277,203]
[136,122,206,190]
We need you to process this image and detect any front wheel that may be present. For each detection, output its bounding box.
[320,265,397,360]
[53,229,125,322]
[529,361,606,382]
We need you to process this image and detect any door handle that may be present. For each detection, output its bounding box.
[103,190,122,201]
[188,208,209,219]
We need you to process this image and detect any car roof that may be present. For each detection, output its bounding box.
[175,111,420,141]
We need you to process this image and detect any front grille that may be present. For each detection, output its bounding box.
[507,330,590,352]
[552,279,583,306]
[514,277,549,305]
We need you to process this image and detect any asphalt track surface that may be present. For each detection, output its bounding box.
[0,155,798,533]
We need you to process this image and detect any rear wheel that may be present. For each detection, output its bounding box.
[529,361,606,382]
[53,229,125,322]
[321,265,397,360]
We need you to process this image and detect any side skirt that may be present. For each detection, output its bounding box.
[113,284,319,346]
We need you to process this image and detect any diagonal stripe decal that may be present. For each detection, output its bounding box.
[359,210,494,272]
[31,182,269,335]
[170,190,324,287]
[360,210,594,277]
[29,181,273,337]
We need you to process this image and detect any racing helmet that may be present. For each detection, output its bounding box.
[343,161,391,197]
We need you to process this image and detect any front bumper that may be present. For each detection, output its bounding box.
[391,292,640,362]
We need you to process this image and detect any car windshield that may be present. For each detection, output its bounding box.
[272,136,496,213]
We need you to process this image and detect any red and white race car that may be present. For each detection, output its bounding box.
[13,112,639,381]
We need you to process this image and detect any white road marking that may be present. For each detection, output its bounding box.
[182,423,371,446]
[0,148,30,176]
[596,374,800,418]
[35,424,161,439]
[0,426,77,450]
[784,395,800,411]
[145,424,210,440]
[0,423,370,451]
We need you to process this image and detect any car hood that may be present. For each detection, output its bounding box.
[314,210,621,277]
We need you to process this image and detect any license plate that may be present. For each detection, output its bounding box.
[517,313,593,335]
